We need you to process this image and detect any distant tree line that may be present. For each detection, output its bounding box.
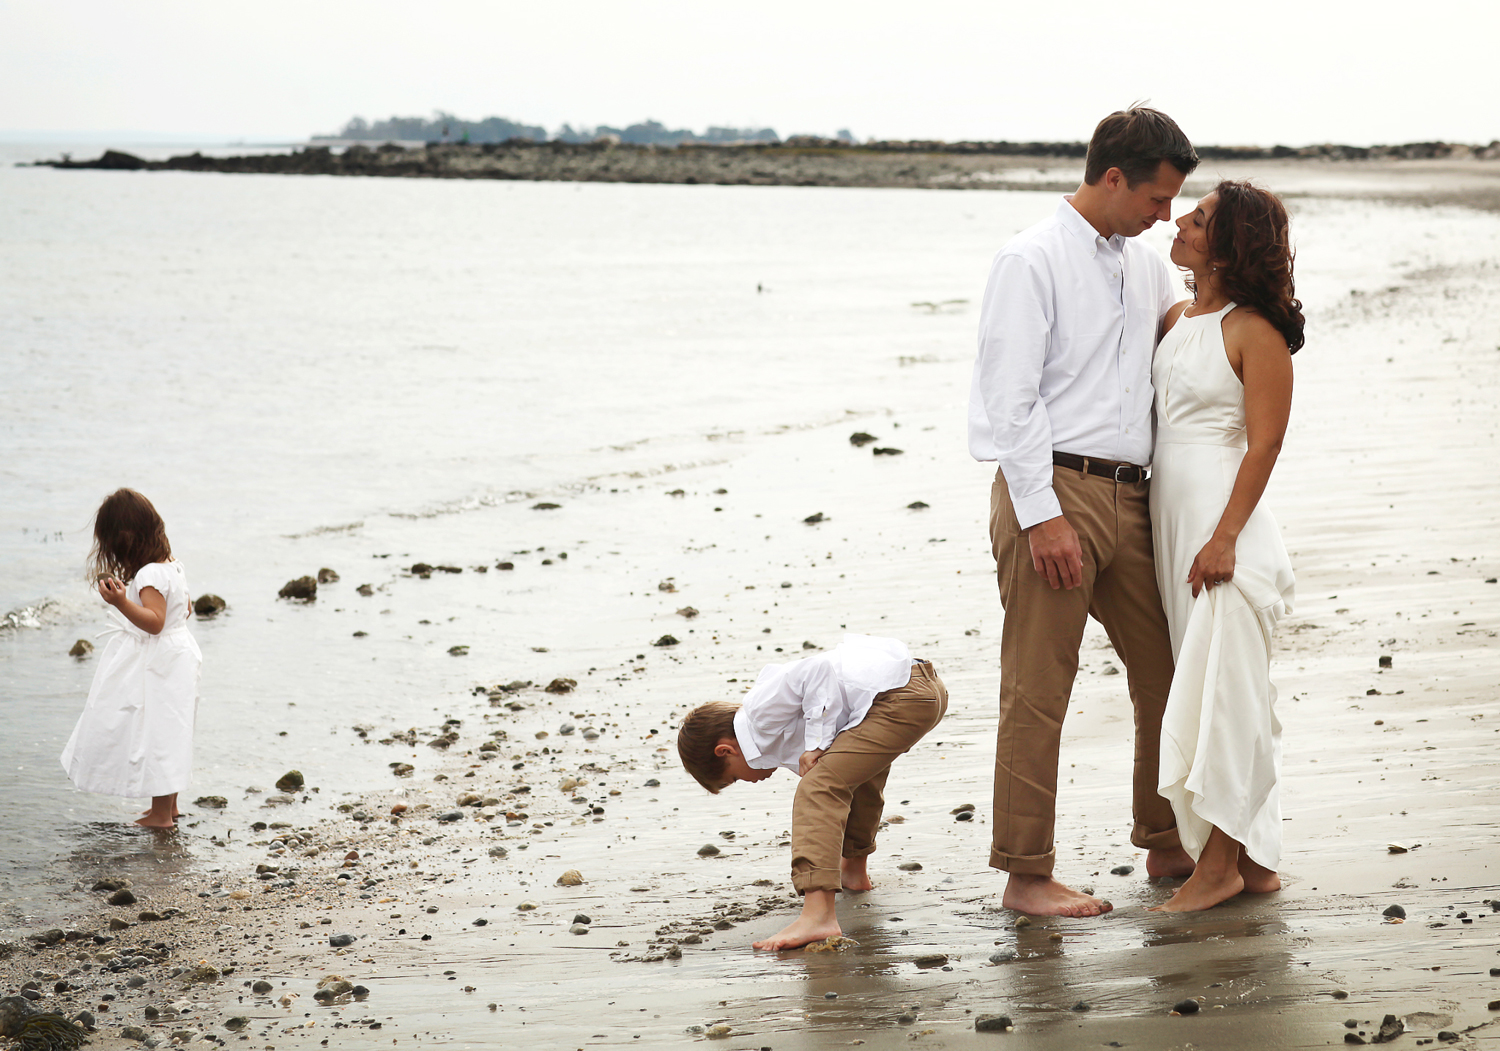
[324,111,829,146]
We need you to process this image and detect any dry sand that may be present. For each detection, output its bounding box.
[3,172,1499,1051]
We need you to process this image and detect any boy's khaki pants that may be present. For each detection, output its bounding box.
[790,662,948,894]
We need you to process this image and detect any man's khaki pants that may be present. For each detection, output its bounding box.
[990,464,1180,875]
[790,662,948,894]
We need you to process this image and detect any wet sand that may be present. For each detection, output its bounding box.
[4,184,1500,1050]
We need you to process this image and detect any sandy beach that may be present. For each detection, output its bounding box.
[3,163,1499,1050]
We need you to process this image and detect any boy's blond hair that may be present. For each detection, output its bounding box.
[677,701,741,793]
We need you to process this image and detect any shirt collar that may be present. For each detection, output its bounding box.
[1057,195,1124,258]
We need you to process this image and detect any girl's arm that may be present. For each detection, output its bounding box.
[98,578,167,635]
[1186,313,1294,597]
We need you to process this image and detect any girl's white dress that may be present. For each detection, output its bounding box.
[61,561,202,797]
[1150,302,1296,870]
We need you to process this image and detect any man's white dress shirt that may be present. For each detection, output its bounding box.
[733,634,915,772]
[968,196,1180,530]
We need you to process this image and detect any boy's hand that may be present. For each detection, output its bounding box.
[798,749,826,777]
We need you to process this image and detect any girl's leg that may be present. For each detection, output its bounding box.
[136,795,177,829]
[1151,825,1248,912]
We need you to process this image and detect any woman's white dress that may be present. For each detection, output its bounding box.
[1150,302,1295,870]
[61,561,202,798]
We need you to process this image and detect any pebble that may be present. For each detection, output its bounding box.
[120,1026,148,1041]
[328,933,356,947]
[1172,999,1200,1015]
[125,975,146,988]
[573,913,591,925]
[107,889,137,906]
[275,770,304,792]
[974,1015,1013,1032]
[569,924,590,935]
[1013,916,1032,929]
[653,634,680,647]
[1110,864,1134,876]
[251,981,273,994]
[913,953,948,968]
[437,810,464,822]
[488,846,508,858]
[224,1017,249,1031]
[697,844,721,856]
[69,639,94,657]
[824,991,838,999]
[516,902,538,911]
[988,950,1015,964]
[705,1024,732,1039]
[1382,904,1407,919]
[897,862,923,871]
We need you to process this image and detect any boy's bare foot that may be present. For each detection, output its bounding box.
[1146,845,1196,879]
[840,856,874,893]
[752,914,843,950]
[754,889,841,951]
[1002,874,1111,917]
[1151,868,1243,912]
[1238,856,1281,894]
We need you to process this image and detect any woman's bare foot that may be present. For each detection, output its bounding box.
[135,814,176,829]
[1238,855,1281,894]
[753,889,841,950]
[840,856,874,893]
[1002,874,1111,917]
[1146,845,1196,879]
[1152,867,1243,912]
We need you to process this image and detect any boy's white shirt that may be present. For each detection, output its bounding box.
[733,634,915,771]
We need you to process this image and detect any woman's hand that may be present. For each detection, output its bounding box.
[798,749,827,777]
[1187,535,1237,598]
[97,577,128,607]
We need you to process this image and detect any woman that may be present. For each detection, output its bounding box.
[1149,180,1304,912]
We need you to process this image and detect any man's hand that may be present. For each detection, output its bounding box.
[1027,515,1084,590]
[798,749,826,777]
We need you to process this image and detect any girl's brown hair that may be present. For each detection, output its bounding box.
[1189,180,1306,354]
[88,488,172,583]
[676,701,741,793]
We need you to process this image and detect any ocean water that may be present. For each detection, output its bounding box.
[0,148,1042,934]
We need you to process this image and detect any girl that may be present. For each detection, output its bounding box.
[61,489,203,829]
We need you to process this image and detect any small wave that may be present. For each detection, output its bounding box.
[0,599,62,633]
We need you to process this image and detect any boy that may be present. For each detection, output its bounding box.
[677,633,948,950]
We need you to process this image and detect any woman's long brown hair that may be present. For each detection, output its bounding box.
[87,488,172,583]
[1187,180,1306,354]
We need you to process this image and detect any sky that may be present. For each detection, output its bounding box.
[2,0,1495,147]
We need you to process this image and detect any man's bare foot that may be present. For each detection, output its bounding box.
[752,914,843,950]
[840,856,874,893]
[1238,856,1281,894]
[1151,867,1243,912]
[1146,845,1196,879]
[1002,874,1111,917]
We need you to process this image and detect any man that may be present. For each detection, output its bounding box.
[968,106,1200,917]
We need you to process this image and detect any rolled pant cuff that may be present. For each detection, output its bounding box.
[987,848,1055,876]
[791,867,842,895]
[1131,822,1182,852]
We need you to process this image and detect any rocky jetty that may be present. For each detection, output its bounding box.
[35,137,1500,192]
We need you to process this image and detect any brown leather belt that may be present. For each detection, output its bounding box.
[1053,451,1148,483]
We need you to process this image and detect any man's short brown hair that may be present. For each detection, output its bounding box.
[677,701,741,793]
[1084,105,1198,187]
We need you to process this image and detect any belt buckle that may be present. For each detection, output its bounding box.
[1113,464,1135,483]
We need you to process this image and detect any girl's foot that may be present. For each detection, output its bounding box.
[840,856,874,892]
[135,815,176,829]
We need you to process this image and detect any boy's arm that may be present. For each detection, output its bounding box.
[798,749,826,777]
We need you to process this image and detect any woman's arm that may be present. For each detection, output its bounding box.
[1186,313,1294,597]
[98,579,167,635]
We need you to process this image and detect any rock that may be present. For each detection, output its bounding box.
[120,1026,148,1041]
[559,724,576,736]
[907,500,930,510]
[195,795,227,809]
[251,980,273,994]
[1378,655,1392,668]
[1387,843,1409,854]
[556,869,584,886]
[805,935,858,952]
[355,583,374,596]
[137,910,164,922]
[653,634,680,647]
[1371,1015,1404,1043]
[1110,864,1135,875]
[1013,916,1032,929]
[68,639,94,657]
[1490,999,1500,1010]
[91,878,129,892]
[277,576,317,601]
[1332,990,1349,999]
[897,861,923,871]
[1382,904,1406,919]
[1172,999,1200,1015]
[975,1014,1013,1032]
[1346,1035,1367,1045]
[317,567,340,584]
[0,996,36,1035]
[496,561,514,571]
[988,950,1015,964]
[950,803,976,814]
[544,678,577,694]
[73,1009,96,1031]
[436,810,464,822]
[533,502,561,510]
[224,1016,249,1031]
[569,923,589,935]
[913,953,948,968]
[897,1012,916,1024]
[872,447,904,456]
[1071,1001,1091,1011]
[275,770,304,792]
[676,606,699,618]
[705,1024,732,1039]
[803,512,826,524]
[697,844,720,856]
[181,961,220,983]
[391,763,414,777]
[107,889,137,906]
[411,562,433,575]
[317,978,354,997]
[448,645,469,656]
[1438,1033,1460,1043]
[488,846,508,858]
[328,933,356,947]
[849,432,877,446]
[516,902,538,911]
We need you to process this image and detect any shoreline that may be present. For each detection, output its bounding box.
[2,173,1499,1050]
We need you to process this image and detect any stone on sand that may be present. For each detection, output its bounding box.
[68,639,93,657]
[277,576,317,601]
[975,1015,1013,1032]
[275,770,304,792]
[556,869,584,886]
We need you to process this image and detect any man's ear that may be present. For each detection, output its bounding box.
[1102,166,1126,192]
